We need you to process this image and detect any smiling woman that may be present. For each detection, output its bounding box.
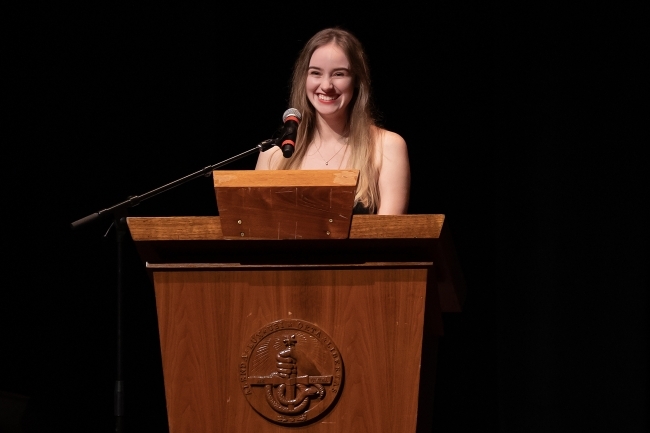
[255,28,410,215]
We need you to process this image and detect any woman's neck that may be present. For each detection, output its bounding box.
[314,113,348,145]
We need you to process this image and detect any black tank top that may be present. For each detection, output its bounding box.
[353,202,371,214]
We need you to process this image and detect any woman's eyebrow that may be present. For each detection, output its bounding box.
[308,66,350,71]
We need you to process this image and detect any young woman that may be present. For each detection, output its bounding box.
[255,28,410,215]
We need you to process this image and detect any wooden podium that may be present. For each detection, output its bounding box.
[127,170,464,433]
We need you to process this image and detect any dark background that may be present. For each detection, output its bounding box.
[3,3,645,432]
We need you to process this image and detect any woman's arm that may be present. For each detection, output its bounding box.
[376,130,410,215]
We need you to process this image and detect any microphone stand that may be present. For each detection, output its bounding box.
[70,138,278,433]
[71,139,277,229]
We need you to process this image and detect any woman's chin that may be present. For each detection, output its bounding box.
[315,104,347,119]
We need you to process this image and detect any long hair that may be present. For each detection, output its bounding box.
[276,28,381,213]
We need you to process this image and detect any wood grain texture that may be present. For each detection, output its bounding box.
[153,268,431,433]
[213,170,359,187]
[126,215,444,241]
[348,215,444,239]
[216,186,355,239]
[127,217,223,240]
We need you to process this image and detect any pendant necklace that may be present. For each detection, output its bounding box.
[316,143,346,165]
[336,143,349,169]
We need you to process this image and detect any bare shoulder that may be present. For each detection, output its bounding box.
[376,127,407,148]
[373,127,408,161]
[255,146,283,170]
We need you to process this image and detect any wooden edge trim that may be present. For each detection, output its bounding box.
[127,216,223,240]
[127,214,445,241]
[212,170,360,187]
[348,214,445,239]
[145,261,434,269]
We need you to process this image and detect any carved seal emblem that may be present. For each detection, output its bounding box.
[239,319,343,425]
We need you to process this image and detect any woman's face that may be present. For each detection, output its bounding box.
[306,43,354,120]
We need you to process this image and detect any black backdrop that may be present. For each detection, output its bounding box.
[3,3,645,432]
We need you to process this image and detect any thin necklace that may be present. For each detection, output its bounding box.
[336,143,348,169]
[316,143,346,165]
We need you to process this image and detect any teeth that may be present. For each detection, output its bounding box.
[318,94,337,101]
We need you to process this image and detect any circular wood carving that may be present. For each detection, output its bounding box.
[239,319,343,425]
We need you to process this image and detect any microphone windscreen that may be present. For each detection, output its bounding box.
[283,108,302,122]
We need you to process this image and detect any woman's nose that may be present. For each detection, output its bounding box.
[320,77,334,90]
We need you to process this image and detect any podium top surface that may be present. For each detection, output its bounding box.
[126,214,464,312]
[127,215,445,241]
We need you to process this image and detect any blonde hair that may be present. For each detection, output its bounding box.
[276,28,381,213]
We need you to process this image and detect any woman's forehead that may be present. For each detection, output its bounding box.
[309,43,350,68]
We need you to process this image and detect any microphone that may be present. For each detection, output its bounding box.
[279,108,301,158]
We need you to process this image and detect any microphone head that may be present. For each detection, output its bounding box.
[283,108,302,122]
